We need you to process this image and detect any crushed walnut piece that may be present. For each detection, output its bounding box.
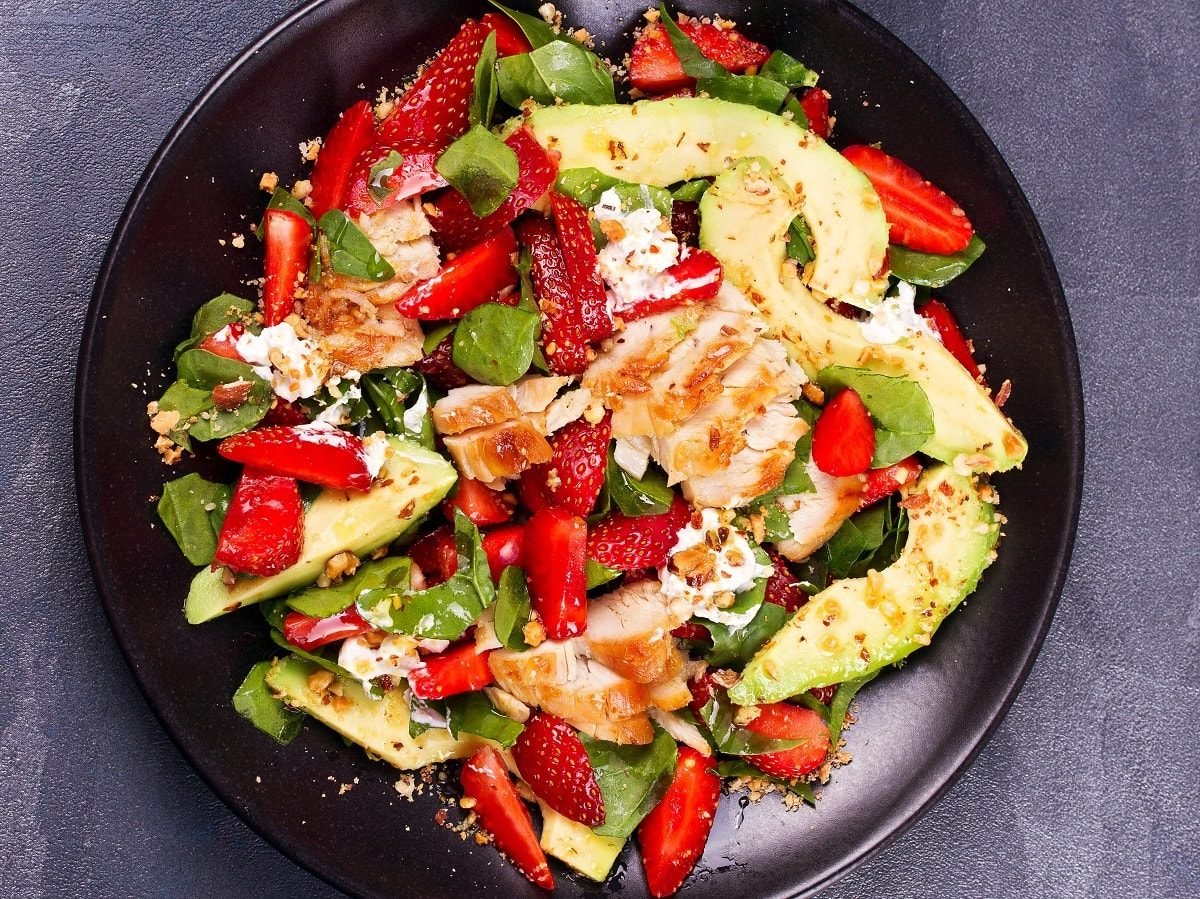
[258,171,279,193]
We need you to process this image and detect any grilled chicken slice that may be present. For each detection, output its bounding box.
[432,386,523,435]
[581,715,656,745]
[441,419,552,483]
[357,199,440,294]
[506,376,593,436]
[646,673,692,712]
[305,283,426,371]
[582,308,701,414]
[583,580,691,684]
[508,376,571,418]
[772,462,865,562]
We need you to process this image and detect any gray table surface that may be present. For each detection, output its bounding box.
[2,0,1197,895]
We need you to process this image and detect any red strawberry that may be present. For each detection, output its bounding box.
[798,87,831,139]
[444,477,513,527]
[395,226,518,320]
[261,398,311,427]
[763,547,806,613]
[670,200,700,246]
[521,415,611,517]
[308,99,377,219]
[281,605,371,651]
[461,746,555,890]
[515,215,589,375]
[859,456,923,509]
[377,20,488,147]
[343,142,447,218]
[217,424,372,491]
[809,684,838,705]
[524,506,588,639]
[197,321,245,361]
[409,525,458,585]
[637,746,721,898]
[550,192,613,341]
[919,298,982,379]
[681,20,770,71]
[811,388,875,477]
[618,248,723,322]
[261,208,312,326]
[587,496,690,572]
[212,469,303,576]
[482,524,526,581]
[413,330,472,390]
[629,20,770,94]
[481,11,533,56]
[841,144,974,255]
[743,702,831,778]
[407,643,494,700]
[512,713,605,826]
[671,621,712,643]
[429,126,558,252]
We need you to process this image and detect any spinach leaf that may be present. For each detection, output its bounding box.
[716,758,816,804]
[497,41,616,108]
[158,350,272,447]
[701,600,788,668]
[781,93,809,128]
[270,632,355,680]
[786,215,815,265]
[470,32,499,128]
[452,302,539,386]
[657,4,727,79]
[233,661,305,744]
[436,125,518,218]
[554,167,673,219]
[317,210,396,281]
[173,293,255,359]
[816,366,934,466]
[696,74,789,113]
[488,0,560,48]
[260,598,288,632]
[156,473,231,565]
[888,235,986,288]
[361,368,434,447]
[422,322,456,356]
[698,690,803,755]
[493,566,532,650]
[585,559,621,591]
[580,726,678,839]
[823,496,908,579]
[367,150,406,205]
[444,691,524,747]
[796,690,831,721]
[286,556,414,619]
[605,448,674,517]
[828,671,878,746]
[670,178,710,203]
[759,50,819,90]
[264,186,316,228]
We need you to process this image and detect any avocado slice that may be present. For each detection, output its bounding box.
[700,159,1027,471]
[525,98,889,306]
[185,437,456,624]
[265,655,481,768]
[538,802,626,882]
[730,465,999,705]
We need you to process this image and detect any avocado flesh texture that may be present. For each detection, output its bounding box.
[730,464,999,705]
[525,98,889,307]
[266,655,481,768]
[185,437,456,624]
[699,159,1027,471]
[538,802,625,882]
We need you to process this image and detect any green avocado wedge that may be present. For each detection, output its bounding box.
[730,465,1000,705]
[700,159,1027,471]
[185,436,456,624]
[524,98,890,307]
[538,802,626,882]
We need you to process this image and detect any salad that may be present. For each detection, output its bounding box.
[148,4,1026,894]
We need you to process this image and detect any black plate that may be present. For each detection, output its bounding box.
[75,1,1083,895]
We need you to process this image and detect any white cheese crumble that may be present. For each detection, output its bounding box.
[337,633,422,694]
[235,321,331,402]
[858,280,939,345]
[593,188,680,313]
[362,430,390,479]
[313,372,363,426]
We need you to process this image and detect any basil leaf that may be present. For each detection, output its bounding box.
[580,726,678,839]
[471,32,499,128]
[701,600,788,669]
[670,178,710,203]
[497,41,616,108]
[494,566,532,650]
[759,50,819,90]
[265,187,316,228]
[554,167,673,219]
[318,209,396,281]
[828,671,878,746]
[234,661,305,744]
[698,691,802,755]
[585,559,621,591]
[173,293,255,359]
[361,368,433,447]
[716,759,816,804]
[368,150,406,205]
[269,632,355,680]
[286,556,414,619]
[657,4,727,79]
[444,691,524,747]
[796,690,831,722]
[605,449,674,517]
[696,74,789,113]
[751,504,792,543]
[488,0,559,48]
[452,302,539,386]
[156,473,231,565]
[437,125,518,218]
[887,235,986,288]
[786,215,815,265]
[816,366,935,466]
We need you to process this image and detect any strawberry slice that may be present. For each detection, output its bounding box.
[670,200,701,246]
[444,477,513,527]
[343,142,447,219]
[671,621,712,643]
[811,388,875,477]
[618,249,723,321]
[549,192,613,341]
[409,525,458,586]
[408,643,495,699]
[524,506,588,640]
[430,127,558,252]
[281,605,371,651]
[212,469,303,577]
[413,330,473,389]
[637,746,721,898]
[262,398,311,427]
[587,495,690,572]
[919,298,982,379]
[395,226,518,320]
[217,424,373,491]
[377,20,488,148]
[308,99,377,219]
[809,684,838,705]
[798,87,831,139]
[629,20,770,94]
[515,216,589,375]
[481,11,533,56]
[521,415,611,517]
[261,208,312,326]
[198,322,245,361]
[482,524,525,581]
[513,713,605,827]
[859,456,923,509]
[763,547,806,613]
[461,746,555,890]
[841,144,974,255]
[743,702,831,778]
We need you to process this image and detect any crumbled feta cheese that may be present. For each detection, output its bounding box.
[337,633,421,695]
[593,188,680,313]
[235,321,331,401]
[402,380,429,435]
[314,376,363,426]
[362,430,390,479]
[858,280,939,345]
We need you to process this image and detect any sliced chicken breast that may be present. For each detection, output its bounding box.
[441,418,552,483]
[432,385,522,435]
[583,580,691,684]
[582,308,700,411]
[305,283,425,371]
[772,462,865,562]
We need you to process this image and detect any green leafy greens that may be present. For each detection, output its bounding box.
[233,661,304,745]
[173,293,255,359]
[888,235,986,288]
[580,726,678,839]
[816,366,935,466]
[156,473,231,565]
[436,125,518,218]
[470,32,499,128]
[318,210,396,281]
[444,691,524,747]
[451,302,540,386]
[493,566,532,650]
[497,40,616,108]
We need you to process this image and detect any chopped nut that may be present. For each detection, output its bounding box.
[523,618,547,647]
[307,669,335,694]
[211,379,253,410]
[733,704,762,726]
[599,219,626,242]
[459,796,477,810]
[291,179,313,200]
[258,171,279,193]
[802,382,825,405]
[325,550,361,582]
[149,409,180,436]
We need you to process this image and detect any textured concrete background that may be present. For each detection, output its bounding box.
[1,0,1197,895]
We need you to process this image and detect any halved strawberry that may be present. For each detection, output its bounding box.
[212,469,303,577]
[261,398,311,427]
[217,424,372,491]
[377,20,489,148]
[681,20,770,71]
[811,388,875,477]
[444,477,513,527]
[409,525,458,586]
[763,547,806,613]
[549,192,613,341]
[308,99,377,219]
[587,495,690,572]
[261,208,312,326]
[408,643,495,699]
[919,298,982,379]
[521,415,611,517]
[629,20,770,94]
[482,524,526,581]
[513,713,605,826]
[743,702,831,778]
[515,215,589,375]
[395,226,518,320]
[841,144,974,255]
[281,605,371,651]
[618,249,723,321]
[798,86,831,139]
[413,330,472,390]
[197,322,245,361]
[481,11,533,56]
[859,456,923,509]
[524,506,588,640]
[637,746,721,898]
[343,142,447,219]
[429,127,558,252]
[461,746,555,890]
